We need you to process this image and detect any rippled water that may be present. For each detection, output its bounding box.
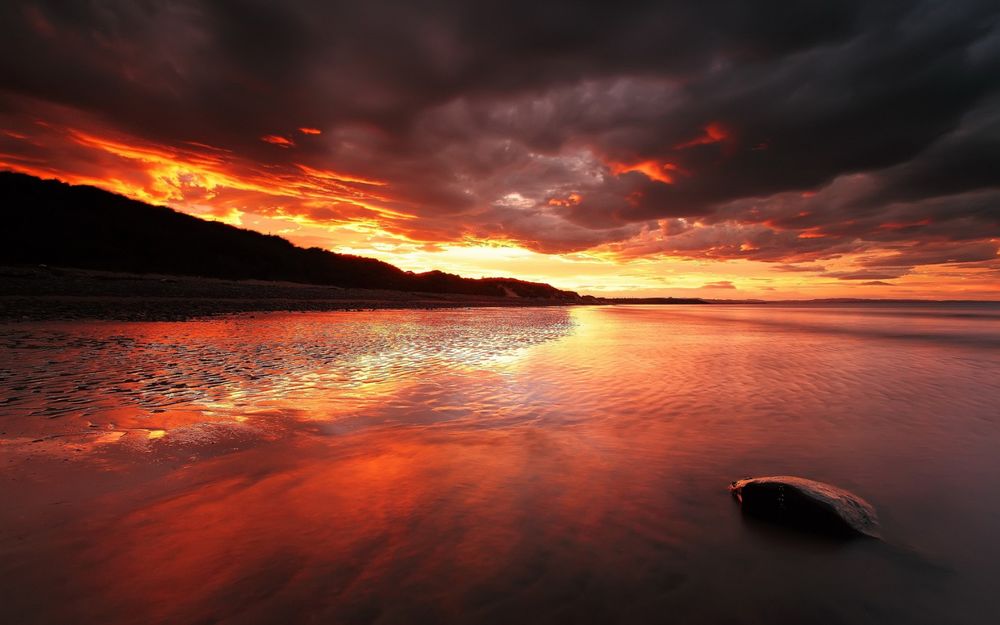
[2,305,999,624]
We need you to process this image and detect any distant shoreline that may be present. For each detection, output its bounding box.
[2,265,995,322]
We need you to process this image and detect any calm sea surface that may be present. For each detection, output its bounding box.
[2,305,999,624]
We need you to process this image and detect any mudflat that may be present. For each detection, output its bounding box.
[0,265,582,321]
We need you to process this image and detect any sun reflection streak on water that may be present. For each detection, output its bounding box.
[0,308,574,456]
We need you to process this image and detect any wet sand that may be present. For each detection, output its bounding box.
[0,265,587,321]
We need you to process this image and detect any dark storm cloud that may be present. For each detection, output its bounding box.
[860,240,1000,267]
[1,0,999,262]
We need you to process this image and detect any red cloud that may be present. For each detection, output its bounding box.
[675,122,729,149]
[261,135,294,148]
[609,160,678,184]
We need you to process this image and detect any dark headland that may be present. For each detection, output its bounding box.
[0,171,711,320]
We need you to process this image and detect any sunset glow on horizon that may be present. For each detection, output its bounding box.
[2,2,998,299]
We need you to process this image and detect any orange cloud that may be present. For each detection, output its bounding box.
[261,135,294,148]
[298,127,322,135]
[546,192,582,207]
[797,230,827,239]
[675,122,729,149]
[877,218,933,230]
[609,160,678,184]
[0,118,401,230]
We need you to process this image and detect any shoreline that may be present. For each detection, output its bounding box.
[6,266,992,322]
[0,265,590,321]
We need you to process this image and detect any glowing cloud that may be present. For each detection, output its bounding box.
[674,122,729,149]
[609,160,678,184]
[261,135,295,148]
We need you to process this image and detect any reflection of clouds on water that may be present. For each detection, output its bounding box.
[649,304,1000,348]
[0,308,574,457]
[2,305,999,624]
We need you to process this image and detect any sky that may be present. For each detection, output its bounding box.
[1,1,999,299]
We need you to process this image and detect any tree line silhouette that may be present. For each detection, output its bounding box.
[0,172,583,300]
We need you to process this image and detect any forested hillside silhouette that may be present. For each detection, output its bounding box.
[0,172,580,299]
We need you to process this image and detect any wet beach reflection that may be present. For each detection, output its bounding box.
[2,305,999,624]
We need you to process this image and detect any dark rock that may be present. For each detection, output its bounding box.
[729,476,879,538]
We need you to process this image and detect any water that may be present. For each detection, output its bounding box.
[1,305,999,624]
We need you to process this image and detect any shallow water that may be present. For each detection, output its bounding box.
[2,305,999,624]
